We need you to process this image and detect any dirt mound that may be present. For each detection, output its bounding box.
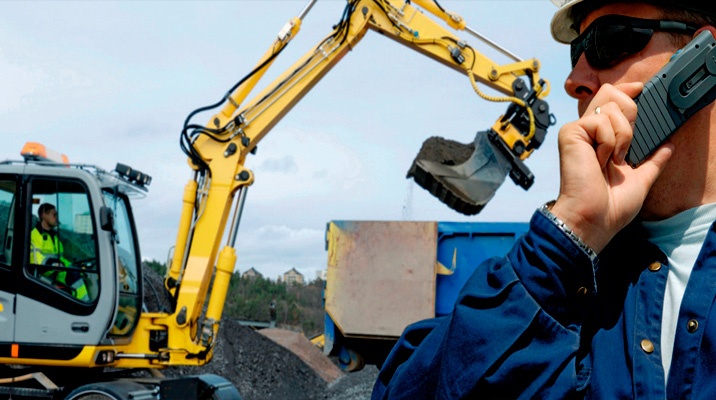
[406,136,475,178]
[142,265,172,313]
[165,319,329,400]
[142,265,354,400]
[259,328,343,384]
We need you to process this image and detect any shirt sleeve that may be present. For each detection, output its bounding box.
[372,210,597,399]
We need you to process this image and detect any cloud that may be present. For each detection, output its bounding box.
[0,0,570,279]
[234,225,326,280]
[257,155,298,174]
[245,125,369,203]
[312,169,329,180]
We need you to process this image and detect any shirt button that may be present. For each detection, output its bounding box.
[641,339,654,353]
[687,319,699,333]
[648,262,662,272]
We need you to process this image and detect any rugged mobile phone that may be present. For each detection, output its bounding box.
[627,30,716,167]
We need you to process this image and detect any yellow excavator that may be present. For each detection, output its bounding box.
[0,0,551,398]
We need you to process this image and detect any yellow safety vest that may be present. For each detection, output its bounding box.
[30,226,89,302]
[30,226,66,266]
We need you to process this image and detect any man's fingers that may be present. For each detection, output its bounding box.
[573,102,632,168]
[613,82,644,100]
[593,116,617,169]
[605,105,634,165]
[585,83,641,121]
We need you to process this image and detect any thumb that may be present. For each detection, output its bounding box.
[634,142,675,187]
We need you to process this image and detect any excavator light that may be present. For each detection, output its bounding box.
[115,163,152,187]
[95,350,116,365]
[20,142,69,164]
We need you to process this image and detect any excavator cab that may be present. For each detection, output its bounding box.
[0,143,145,362]
[0,144,243,399]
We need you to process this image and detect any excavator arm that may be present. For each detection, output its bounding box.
[110,0,552,368]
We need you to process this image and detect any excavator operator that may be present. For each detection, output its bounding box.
[30,203,89,302]
[374,1,716,399]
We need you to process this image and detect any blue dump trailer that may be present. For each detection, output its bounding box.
[322,221,528,371]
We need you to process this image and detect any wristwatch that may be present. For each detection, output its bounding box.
[539,201,598,265]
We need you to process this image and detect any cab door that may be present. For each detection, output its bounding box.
[15,175,115,350]
[0,176,19,343]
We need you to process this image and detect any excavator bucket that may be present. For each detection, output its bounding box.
[409,78,552,216]
[408,131,524,216]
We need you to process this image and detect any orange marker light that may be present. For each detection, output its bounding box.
[11,344,18,358]
[21,142,69,164]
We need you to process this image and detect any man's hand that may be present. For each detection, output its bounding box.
[550,82,674,253]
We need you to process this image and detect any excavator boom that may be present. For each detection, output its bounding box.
[160,0,552,370]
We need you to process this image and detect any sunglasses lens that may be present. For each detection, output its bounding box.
[570,16,654,69]
[589,23,630,68]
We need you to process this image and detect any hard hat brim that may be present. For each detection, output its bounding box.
[550,0,587,44]
[551,1,716,44]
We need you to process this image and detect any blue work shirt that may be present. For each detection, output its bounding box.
[372,210,716,399]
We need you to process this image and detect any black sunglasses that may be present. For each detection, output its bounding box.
[571,15,698,69]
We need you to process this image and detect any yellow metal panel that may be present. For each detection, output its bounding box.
[1,346,98,368]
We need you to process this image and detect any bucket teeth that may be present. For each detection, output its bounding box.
[407,131,513,215]
[409,160,485,215]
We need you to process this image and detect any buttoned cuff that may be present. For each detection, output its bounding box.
[507,209,599,329]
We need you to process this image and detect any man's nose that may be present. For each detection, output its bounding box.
[564,54,599,101]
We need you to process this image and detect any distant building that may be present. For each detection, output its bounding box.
[242,267,262,280]
[75,213,92,234]
[283,268,304,285]
[316,269,327,281]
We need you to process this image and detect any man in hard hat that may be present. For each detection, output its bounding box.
[373,1,716,398]
[30,203,90,302]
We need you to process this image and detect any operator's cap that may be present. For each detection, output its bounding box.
[550,0,716,44]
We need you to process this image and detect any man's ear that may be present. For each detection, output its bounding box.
[694,25,716,40]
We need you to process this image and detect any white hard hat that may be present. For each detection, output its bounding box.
[550,1,716,44]
[550,0,588,44]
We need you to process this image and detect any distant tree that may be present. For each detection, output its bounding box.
[224,272,324,336]
[145,259,166,277]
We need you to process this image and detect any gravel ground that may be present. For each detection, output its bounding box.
[325,367,380,400]
[143,266,381,400]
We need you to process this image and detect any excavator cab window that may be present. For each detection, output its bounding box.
[0,179,17,268]
[103,190,141,337]
[27,179,99,303]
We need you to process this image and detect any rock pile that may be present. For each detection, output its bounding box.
[142,266,378,399]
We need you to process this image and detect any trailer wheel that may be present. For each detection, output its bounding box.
[338,347,365,372]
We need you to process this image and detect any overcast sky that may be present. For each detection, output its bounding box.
[0,1,577,280]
